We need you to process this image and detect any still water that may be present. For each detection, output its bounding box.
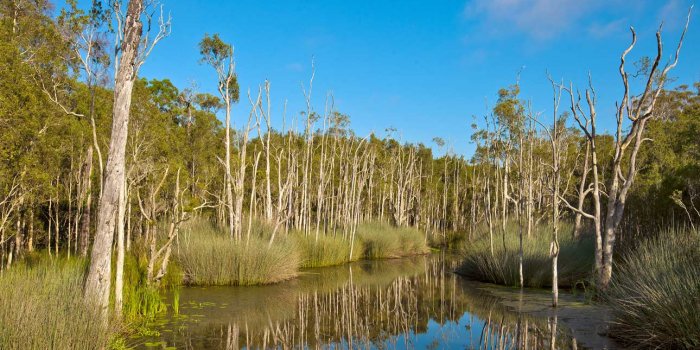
[133,254,617,349]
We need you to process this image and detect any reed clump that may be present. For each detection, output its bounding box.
[177,219,299,285]
[457,222,594,288]
[358,222,429,259]
[294,233,361,268]
[177,218,429,285]
[0,258,111,350]
[606,228,700,349]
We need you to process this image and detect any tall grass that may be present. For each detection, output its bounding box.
[457,222,594,288]
[606,228,700,349]
[0,258,111,350]
[427,229,468,249]
[177,218,429,285]
[294,233,361,268]
[121,254,168,323]
[177,219,299,285]
[358,222,429,259]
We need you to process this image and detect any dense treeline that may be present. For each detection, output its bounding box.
[1,1,699,347]
[1,0,698,275]
[0,0,484,269]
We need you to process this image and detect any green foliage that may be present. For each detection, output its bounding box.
[199,33,239,102]
[457,222,594,288]
[0,257,111,350]
[606,229,700,349]
[629,86,700,230]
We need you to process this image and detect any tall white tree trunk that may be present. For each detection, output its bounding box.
[84,0,144,317]
[224,96,235,239]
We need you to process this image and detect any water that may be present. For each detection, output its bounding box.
[132,254,618,349]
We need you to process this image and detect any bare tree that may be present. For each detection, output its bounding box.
[529,76,566,307]
[561,9,691,289]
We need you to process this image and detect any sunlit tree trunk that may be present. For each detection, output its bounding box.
[85,0,143,317]
[114,181,126,319]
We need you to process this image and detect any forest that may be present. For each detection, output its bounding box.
[1,0,699,349]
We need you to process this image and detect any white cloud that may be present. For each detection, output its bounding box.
[464,0,603,40]
[588,18,627,38]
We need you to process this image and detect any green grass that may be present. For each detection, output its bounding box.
[606,228,700,349]
[294,233,361,268]
[358,222,429,259]
[0,258,112,350]
[176,218,429,285]
[177,219,299,285]
[457,222,594,288]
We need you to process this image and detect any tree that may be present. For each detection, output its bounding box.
[561,11,691,289]
[199,33,239,239]
[84,0,169,317]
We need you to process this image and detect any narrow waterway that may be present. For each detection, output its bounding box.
[132,254,619,349]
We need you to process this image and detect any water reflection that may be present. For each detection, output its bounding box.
[134,254,582,349]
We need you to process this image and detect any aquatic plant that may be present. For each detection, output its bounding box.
[457,222,594,288]
[606,228,700,349]
[119,246,170,323]
[358,221,429,259]
[177,221,299,285]
[294,233,361,268]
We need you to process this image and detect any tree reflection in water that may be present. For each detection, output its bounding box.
[136,255,580,349]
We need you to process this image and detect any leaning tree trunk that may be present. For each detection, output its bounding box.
[84,0,143,317]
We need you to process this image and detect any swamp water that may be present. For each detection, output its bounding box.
[132,254,619,349]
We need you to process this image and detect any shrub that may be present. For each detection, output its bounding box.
[0,258,111,350]
[457,222,594,288]
[606,228,700,349]
[177,220,299,285]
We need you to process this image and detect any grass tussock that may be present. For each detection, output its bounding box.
[0,258,111,350]
[177,219,299,286]
[358,222,429,259]
[606,228,700,349]
[457,222,594,288]
[294,233,361,268]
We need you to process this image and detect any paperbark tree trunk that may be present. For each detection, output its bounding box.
[114,181,126,319]
[84,0,144,317]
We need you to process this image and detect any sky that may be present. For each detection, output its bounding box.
[94,1,700,157]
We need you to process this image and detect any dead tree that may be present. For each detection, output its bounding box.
[561,10,691,289]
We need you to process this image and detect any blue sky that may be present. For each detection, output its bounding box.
[128,0,699,157]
